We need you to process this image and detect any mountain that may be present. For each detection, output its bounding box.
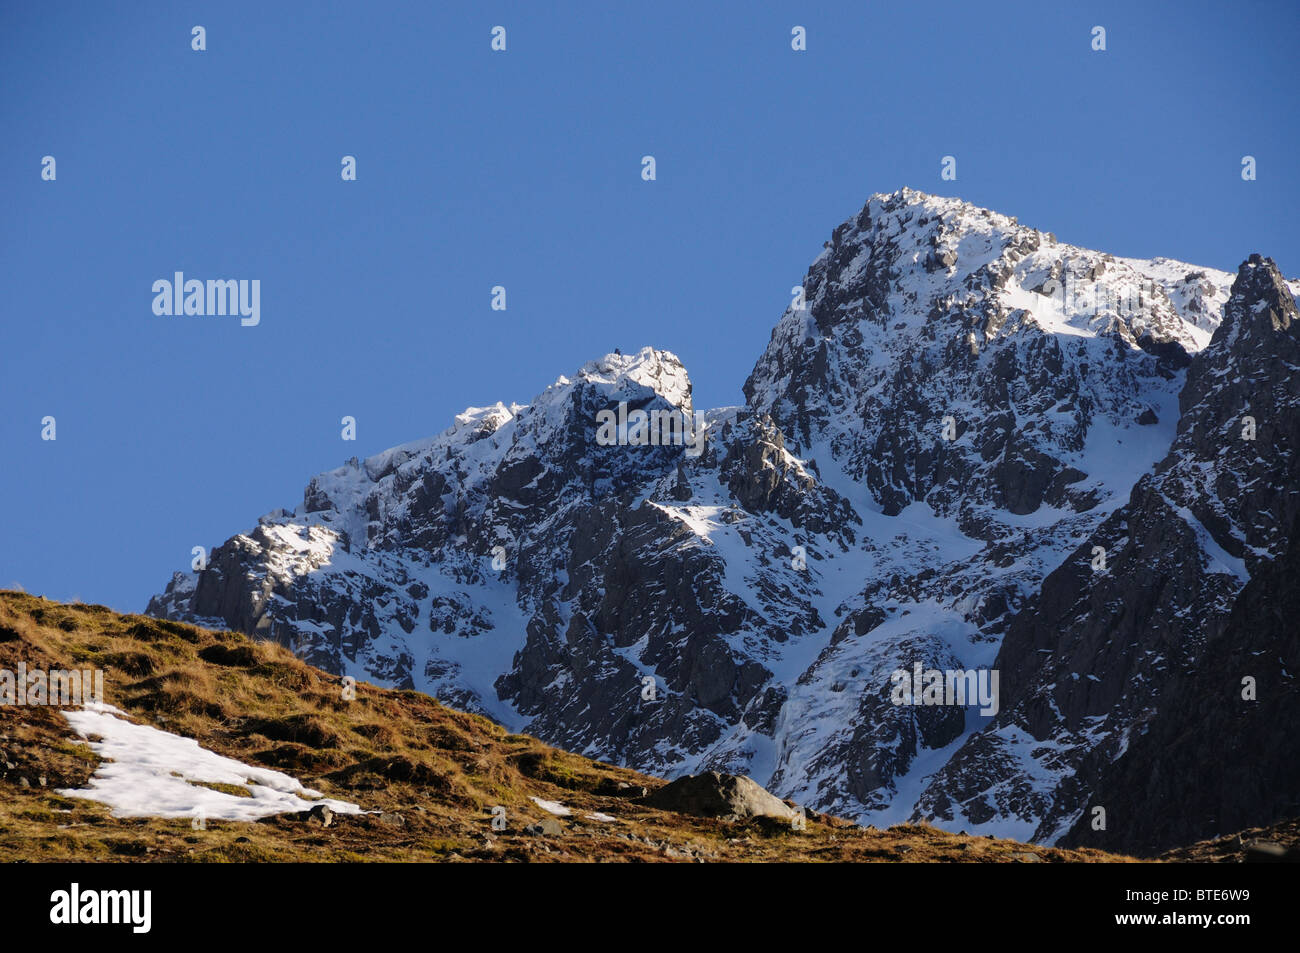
[915,252,1300,849]
[1,591,1128,863]
[146,188,1300,854]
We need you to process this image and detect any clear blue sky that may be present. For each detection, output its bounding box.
[3,0,1297,611]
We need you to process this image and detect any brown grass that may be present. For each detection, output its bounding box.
[0,591,1139,863]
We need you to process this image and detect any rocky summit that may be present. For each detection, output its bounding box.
[147,188,1300,855]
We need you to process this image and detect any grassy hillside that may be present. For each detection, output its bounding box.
[0,591,1134,863]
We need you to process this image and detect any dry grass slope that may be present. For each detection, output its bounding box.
[0,592,1136,863]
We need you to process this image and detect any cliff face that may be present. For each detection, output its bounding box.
[1051,257,1300,854]
[148,190,1300,851]
[1062,506,1300,855]
[916,254,1300,847]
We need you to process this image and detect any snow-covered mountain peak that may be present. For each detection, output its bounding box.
[1217,253,1297,345]
[573,346,694,414]
[746,189,1247,495]
[802,189,1228,346]
[148,192,1300,855]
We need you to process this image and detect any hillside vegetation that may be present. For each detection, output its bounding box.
[0,592,1132,863]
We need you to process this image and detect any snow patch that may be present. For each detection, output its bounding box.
[58,706,362,821]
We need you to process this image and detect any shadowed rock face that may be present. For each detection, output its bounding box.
[1059,507,1300,856]
[1049,259,1300,856]
[915,254,1300,845]
[148,189,1300,853]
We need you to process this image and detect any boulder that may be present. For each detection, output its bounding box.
[1244,841,1300,863]
[646,771,797,822]
[594,778,649,799]
[301,804,333,827]
[524,817,565,837]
